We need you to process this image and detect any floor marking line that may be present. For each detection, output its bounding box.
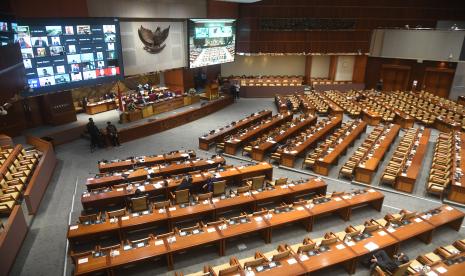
[63,177,79,276]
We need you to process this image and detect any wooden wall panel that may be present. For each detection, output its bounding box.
[10,0,88,17]
[236,0,465,53]
[365,57,457,97]
[352,55,368,83]
[207,0,238,18]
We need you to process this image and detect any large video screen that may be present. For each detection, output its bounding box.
[188,19,236,68]
[15,18,123,95]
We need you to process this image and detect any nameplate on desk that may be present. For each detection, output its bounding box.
[88,178,94,181]
[287,258,297,265]
[367,189,376,193]
[121,216,129,221]
[78,258,88,264]
[334,197,342,201]
[378,231,387,236]
[254,216,263,222]
[138,186,146,191]
[206,160,215,164]
[252,191,258,195]
[132,213,139,217]
[212,198,219,203]
[336,244,346,250]
[414,218,422,223]
[70,225,79,230]
[436,267,448,273]
[345,241,355,246]
[207,228,216,233]
[342,195,350,200]
[299,254,309,261]
[153,183,163,189]
[116,188,124,192]
[364,242,379,251]
[202,200,209,205]
[169,207,177,211]
[445,206,453,211]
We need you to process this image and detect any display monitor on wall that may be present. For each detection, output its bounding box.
[188,19,236,68]
[15,18,123,95]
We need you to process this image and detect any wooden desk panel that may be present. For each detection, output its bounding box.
[419,205,464,231]
[386,217,435,244]
[251,115,317,161]
[86,100,117,115]
[82,163,273,210]
[86,157,225,190]
[299,241,358,274]
[198,110,272,150]
[224,113,293,155]
[448,132,465,204]
[395,128,431,193]
[98,151,195,173]
[354,124,401,184]
[314,121,367,176]
[280,117,342,167]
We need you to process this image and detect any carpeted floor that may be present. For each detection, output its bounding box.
[10,97,465,276]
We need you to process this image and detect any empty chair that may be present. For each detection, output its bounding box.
[131,196,149,212]
[106,208,126,219]
[246,175,266,190]
[170,189,190,205]
[212,180,226,196]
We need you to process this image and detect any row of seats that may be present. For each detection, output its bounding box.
[339,124,391,179]
[358,96,396,123]
[324,90,362,117]
[0,146,13,165]
[180,208,425,276]
[375,92,436,126]
[274,94,301,113]
[379,239,465,275]
[426,132,454,197]
[270,118,334,162]
[380,128,424,186]
[418,91,464,126]
[242,114,309,156]
[300,93,329,114]
[303,119,362,169]
[1,147,41,215]
[216,115,275,152]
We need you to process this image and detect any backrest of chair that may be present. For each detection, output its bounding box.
[272,250,290,261]
[275,177,287,186]
[131,196,148,212]
[218,264,240,276]
[79,213,97,224]
[237,186,250,194]
[197,192,212,201]
[392,261,412,276]
[251,175,265,190]
[175,189,189,204]
[107,208,126,218]
[244,257,266,268]
[213,180,226,196]
[154,200,170,209]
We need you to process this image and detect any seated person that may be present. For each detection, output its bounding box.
[369,250,409,273]
[176,175,193,192]
[202,175,218,193]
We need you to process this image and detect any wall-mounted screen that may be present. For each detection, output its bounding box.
[188,19,236,68]
[16,18,124,95]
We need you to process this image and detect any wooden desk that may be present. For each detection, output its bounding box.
[362,110,382,126]
[418,205,464,232]
[384,216,435,244]
[354,124,401,184]
[341,189,384,220]
[395,128,431,193]
[314,121,367,176]
[224,113,293,155]
[307,197,351,231]
[86,157,226,190]
[251,115,317,161]
[280,117,342,167]
[447,132,465,204]
[267,205,313,239]
[430,253,465,276]
[220,213,271,252]
[81,163,274,210]
[85,100,117,115]
[348,227,399,259]
[252,254,307,276]
[74,238,169,275]
[298,240,358,274]
[98,151,196,173]
[198,110,272,150]
[321,96,344,119]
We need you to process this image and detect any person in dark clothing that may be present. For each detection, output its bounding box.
[230,84,237,102]
[376,79,384,91]
[87,118,101,152]
[82,97,88,111]
[286,99,293,112]
[369,250,409,273]
[203,175,217,192]
[176,176,193,192]
[106,121,121,146]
